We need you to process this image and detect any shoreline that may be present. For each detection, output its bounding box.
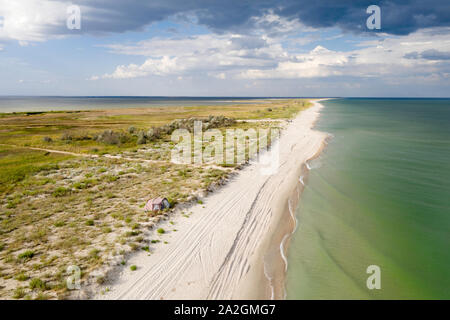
[260,127,329,300]
[237,100,329,300]
[92,100,328,300]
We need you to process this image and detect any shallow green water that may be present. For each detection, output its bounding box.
[286,99,450,299]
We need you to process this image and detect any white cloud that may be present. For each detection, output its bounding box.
[0,0,72,42]
[98,56,180,79]
[91,33,285,80]
[90,26,450,84]
[240,28,450,80]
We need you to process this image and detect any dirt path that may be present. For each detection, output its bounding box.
[0,144,228,171]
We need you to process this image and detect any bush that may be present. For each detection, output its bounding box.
[34,292,50,300]
[15,273,29,281]
[128,126,137,134]
[89,249,100,260]
[18,250,34,261]
[137,131,147,145]
[96,276,106,284]
[29,278,47,290]
[52,187,70,197]
[102,227,112,233]
[61,133,73,141]
[130,265,137,271]
[0,243,4,251]
[157,228,165,234]
[42,136,52,143]
[54,221,65,227]
[95,130,128,145]
[85,219,94,226]
[13,287,26,299]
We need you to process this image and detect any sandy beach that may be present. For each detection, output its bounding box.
[94,100,328,300]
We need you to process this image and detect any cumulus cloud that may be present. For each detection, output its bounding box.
[98,56,180,79]
[90,33,284,80]
[90,27,450,82]
[0,0,76,42]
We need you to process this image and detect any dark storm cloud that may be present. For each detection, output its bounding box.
[62,0,450,36]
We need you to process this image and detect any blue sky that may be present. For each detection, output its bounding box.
[0,0,449,96]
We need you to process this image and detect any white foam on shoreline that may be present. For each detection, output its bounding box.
[306,162,311,170]
[280,233,290,272]
[263,259,275,300]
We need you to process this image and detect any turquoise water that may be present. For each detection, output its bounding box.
[286,99,450,299]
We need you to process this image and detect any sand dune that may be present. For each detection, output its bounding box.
[95,100,327,300]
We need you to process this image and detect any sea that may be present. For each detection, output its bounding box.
[0,96,279,113]
[286,98,450,299]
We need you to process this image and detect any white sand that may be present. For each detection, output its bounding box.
[95,100,327,300]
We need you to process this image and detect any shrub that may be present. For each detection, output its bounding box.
[124,231,139,237]
[15,273,29,281]
[0,243,4,251]
[167,198,177,207]
[89,249,100,260]
[85,219,94,226]
[13,287,26,299]
[106,175,118,182]
[130,265,137,271]
[61,133,73,141]
[131,223,140,230]
[128,126,137,134]
[52,187,70,197]
[96,276,106,284]
[137,131,147,145]
[146,127,161,141]
[34,292,50,300]
[54,221,65,227]
[18,250,35,261]
[102,227,112,233]
[29,278,47,290]
[95,130,128,145]
[157,228,165,234]
[42,136,52,143]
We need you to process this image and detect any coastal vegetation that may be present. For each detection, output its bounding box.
[0,99,310,299]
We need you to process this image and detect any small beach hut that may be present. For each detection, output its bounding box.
[144,197,170,212]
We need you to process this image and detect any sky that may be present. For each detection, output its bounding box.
[0,0,449,97]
